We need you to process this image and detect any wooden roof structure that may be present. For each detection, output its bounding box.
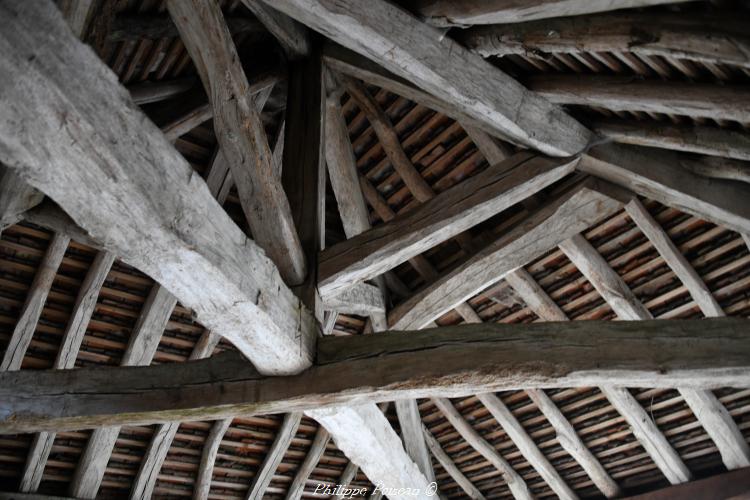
[0,0,749,499]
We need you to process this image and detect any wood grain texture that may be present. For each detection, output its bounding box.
[422,424,485,499]
[246,412,302,499]
[416,0,690,26]
[433,397,530,499]
[306,404,434,500]
[592,120,750,162]
[69,426,120,498]
[320,153,577,297]
[0,0,317,375]
[130,422,180,500]
[194,418,232,500]
[395,400,436,483]
[601,387,692,485]
[167,0,307,286]
[0,164,44,229]
[3,319,749,434]
[527,389,621,498]
[264,0,592,156]
[389,179,625,330]
[580,144,750,235]
[285,427,331,500]
[459,11,750,69]
[0,233,69,371]
[529,75,750,123]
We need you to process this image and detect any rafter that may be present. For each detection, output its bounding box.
[246,412,303,499]
[286,427,331,499]
[320,152,577,298]
[194,418,232,500]
[262,0,592,156]
[422,424,486,499]
[2,318,749,434]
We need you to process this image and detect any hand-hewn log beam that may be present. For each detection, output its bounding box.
[432,397,531,499]
[246,413,302,499]
[394,400,436,484]
[0,164,44,229]
[261,0,592,156]
[459,12,750,70]
[528,75,750,123]
[0,233,69,371]
[19,251,114,493]
[422,424,485,499]
[285,427,331,500]
[193,418,232,500]
[580,144,750,235]
[167,0,307,285]
[591,120,750,163]
[319,153,577,298]
[0,0,317,375]
[415,0,692,26]
[389,178,626,330]
[2,319,749,434]
[476,393,576,499]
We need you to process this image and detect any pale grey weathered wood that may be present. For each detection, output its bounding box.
[0,0,317,375]
[0,233,69,371]
[422,424,485,499]
[0,164,44,229]
[306,404,434,500]
[601,387,692,484]
[194,418,232,500]
[505,268,568,322]
[527,389,621,498]
[321,282,386,318]
[246,412,302,499]
[389,179,625,330]
[530,75,750,123]
[285,427,330,500]
[395,400,436,483]
[432,397,531,500]
[459,12,750,70]
[19,250,114,493]
[167,0,307,286]
[320,153,577,298]
[580,144,750,236]
[477,393,576,499]
[417,0,691,26]
[261,0,592,156]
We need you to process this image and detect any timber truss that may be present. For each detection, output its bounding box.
[0,0,749,499]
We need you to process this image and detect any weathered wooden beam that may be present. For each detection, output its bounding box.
[246,412,302,499]
[19,250,114,493]
[394,401,436,484]
[580,144,750,235]
[107,14,262,43]
[0,0,317,374]
[527,389,621,498]
[415,0,692,26]
[306,404,434,500]
[2,319,749,434]
[167,0,307,286]
[70,285,176,499]
[528,75,750,123]
[477,393,576,499]
[239,0,310,60]
[321,282,386,319]
[422,424,485,499]
[601,387,692,484]
[127,78,197,105]
[432,397,530,499]
[591,120,750,163]
[320,153,577,298]
[459,12,750,69]
[0,164,44,229]
[194,418,232,500]
[286,427,330,500]
[262,0,592,156]
[59,0,96,38]
[0,233,69,371]
[622,466,750,500]
[389,178,625,330]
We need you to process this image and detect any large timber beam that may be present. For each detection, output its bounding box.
[528,75,750,123]
[0,0,317,375]
[319,152,578,297]
[459,12,750,69]
[260,0,592,156]
[580,144,750,235]
[414,0,692,26]
[166,0,307,285]
[1,318,749,434]
[0,164,43,230]
[388,178,626,330]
